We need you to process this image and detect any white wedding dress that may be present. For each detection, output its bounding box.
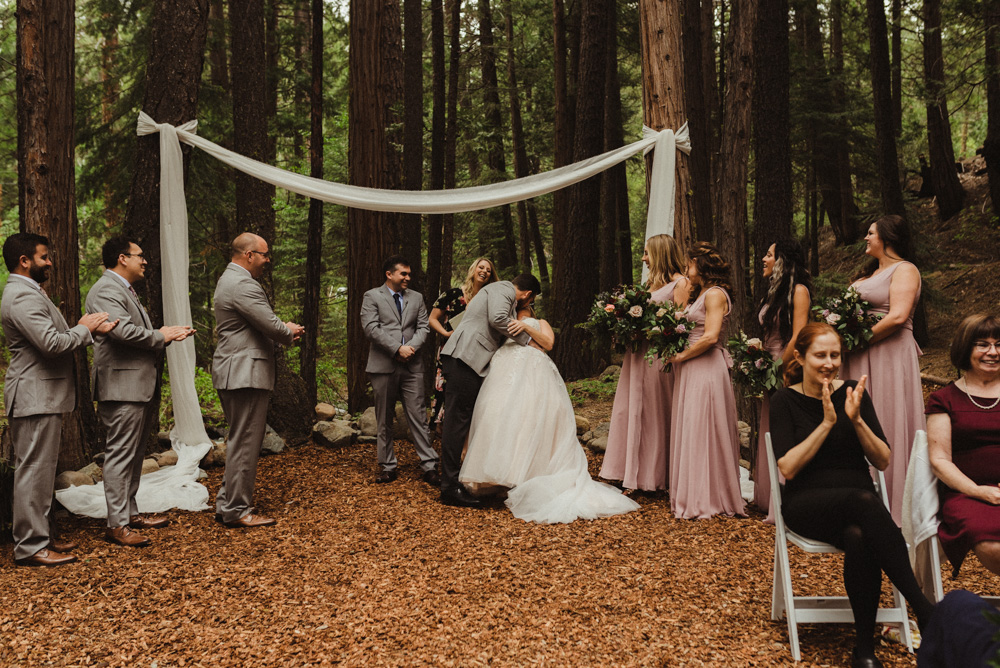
[459,318,640,524]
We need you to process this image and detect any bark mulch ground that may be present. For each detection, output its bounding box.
[1,437,996,667]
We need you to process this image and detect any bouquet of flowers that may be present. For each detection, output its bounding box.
[728,331,783,398]
[645,307,696,372]
[581,285,656,353]
[812,286,883,351]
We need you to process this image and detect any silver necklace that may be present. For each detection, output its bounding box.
[960,378,1000,410]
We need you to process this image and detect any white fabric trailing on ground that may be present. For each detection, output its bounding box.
[56,118,213,518]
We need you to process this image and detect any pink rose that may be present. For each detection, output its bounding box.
[675,324,687,334]
[604,304,616,313]
[628,305,643,318]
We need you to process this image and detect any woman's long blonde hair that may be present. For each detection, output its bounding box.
[644,234,687,290]
[461,257,498,299]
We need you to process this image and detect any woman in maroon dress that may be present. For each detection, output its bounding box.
[927,314,1000,577]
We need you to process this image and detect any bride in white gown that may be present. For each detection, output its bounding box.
[459,307,640,524]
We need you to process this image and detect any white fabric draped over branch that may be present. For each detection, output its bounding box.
[56,111,691,516]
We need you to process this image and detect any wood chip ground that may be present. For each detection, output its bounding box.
[1,437,995,666]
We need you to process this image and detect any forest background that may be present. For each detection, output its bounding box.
[0,0,998,512]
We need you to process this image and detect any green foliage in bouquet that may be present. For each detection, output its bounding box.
[581,285,656,354]
[811,286,883,352]
[728,331,783,399]
[645,306,696,372]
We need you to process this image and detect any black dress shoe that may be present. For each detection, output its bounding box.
[422,469,441,486]
[376,469,399,484]
[850,648,884,668]
[440,486,482,508]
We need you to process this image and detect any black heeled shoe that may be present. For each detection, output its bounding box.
[850,647,884,668]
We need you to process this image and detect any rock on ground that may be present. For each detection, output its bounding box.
[575,415,591,435]
[153,449,179,467]
[261,425,286,455]
[79,462,103,483]
[200,442,227,468]
[312,420,356,448]
[358,407,377,437]
[55,470,95,489]
[315,403,336,420]
[141,459,160,475]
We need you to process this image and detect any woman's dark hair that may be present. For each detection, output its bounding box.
[783,322,840,386]
[950,314,1000,371]
[687,241,732,299]
[854,214,914,280]
[762,239,813,345]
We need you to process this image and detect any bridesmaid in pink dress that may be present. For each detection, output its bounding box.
[755,240,812,521]
[666,242,746,519]
[839,215,924,524]
[601,234,690,491]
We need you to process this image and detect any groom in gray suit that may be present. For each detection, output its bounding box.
[2,233,116,566]
[213,233,304,528]
[438,273,540,507]
[86,236,194,547]
[360,255,439,485]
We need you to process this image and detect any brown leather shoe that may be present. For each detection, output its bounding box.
[375,469,399,484]
[422,469,442,486]
[48,538,78,553]
[224,513,277,528]
[105,526,151,547]
[130,514,170,529]
[15,548,77,567]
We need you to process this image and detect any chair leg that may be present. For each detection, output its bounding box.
[931,536,945,604]
[890,585,914,653]
[776,539,801,661]
[772,541,784,621]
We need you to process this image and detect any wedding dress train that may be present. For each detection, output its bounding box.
[459,318,640,524]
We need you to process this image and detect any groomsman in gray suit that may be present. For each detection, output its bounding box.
[438,273,539,507]
[1,233,116,566]
[213,233,304,528]
[360,255,439,485]
[86,236,194,547]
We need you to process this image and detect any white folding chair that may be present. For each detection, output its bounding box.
[767,434,914,661]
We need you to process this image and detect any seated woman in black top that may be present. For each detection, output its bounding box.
[770,322,934,668]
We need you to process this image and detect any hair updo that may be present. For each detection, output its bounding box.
[687,241,732,300]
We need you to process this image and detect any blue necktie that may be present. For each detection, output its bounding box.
[393,292,403,318]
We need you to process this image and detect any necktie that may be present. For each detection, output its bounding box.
[394,292,403,318]
[129,285,139,301]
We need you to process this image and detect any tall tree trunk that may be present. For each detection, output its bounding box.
[552,0,608,379]
[865,0,906,216]
[682,0,714,242]
[715,0,753,334]
[402,0,425,289]
[17,0,101,471]
[504,0,531,272]
[603,0,631,288]
[478,0,518,274]
[985,0,1000,216]
[100,16,121,227]
[751,0,791,308]
[122,0,209,456]
[348,0,404,413]
[923,0,965,220]
[639,0,694,250]
[426,0,447,304]
[301,0,324,407]
[552,0,572,278]
[442,0,461,288]
[208,0,229,90]
[703,0,721,213]
[801,0,858,246]
[231,0,311,434]
[891,0,902,135]
[830,0,859,244]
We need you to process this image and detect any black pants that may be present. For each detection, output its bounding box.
[439,355,484,493]
[784,485,934,653]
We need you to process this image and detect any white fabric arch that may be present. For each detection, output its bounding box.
[56,112,690,516]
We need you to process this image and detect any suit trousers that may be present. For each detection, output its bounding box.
[10,413,61,560]
[216,388,271,523]
[439,355,484,492]
[369,366,438,473]
[99,401,156,527]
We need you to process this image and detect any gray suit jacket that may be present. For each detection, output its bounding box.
[86,270,166,403]
[212,263,294,391]
[439,281,530,376]
[360,285,430,374]
[1,278,92,417]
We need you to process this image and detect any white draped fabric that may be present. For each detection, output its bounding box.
[57,112,691,516]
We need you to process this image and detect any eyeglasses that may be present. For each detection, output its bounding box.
[248,250,271,259]
[974,340,1000,353]
[122,252,145,259]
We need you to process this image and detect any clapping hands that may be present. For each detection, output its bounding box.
[844,374,868,424]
